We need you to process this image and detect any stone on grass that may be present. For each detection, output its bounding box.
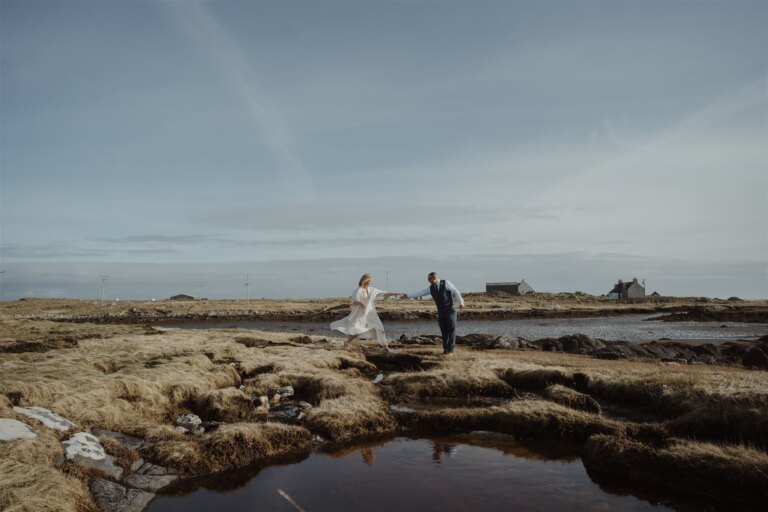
[0,418,37,441]
[62,432,123,479]
[13,406,75,431]
[176,413,202,431]
[277,385,295,397]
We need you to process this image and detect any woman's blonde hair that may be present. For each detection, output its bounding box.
[358,273,372,287]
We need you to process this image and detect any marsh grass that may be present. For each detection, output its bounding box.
[584,435,768,507]
[1,319,767,510]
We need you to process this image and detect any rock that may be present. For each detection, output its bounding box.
[92,429,145,450]
[259,396,269,407]
[742,346,768,369]
[133,461,177,476]
[691,344,719,358]
[268,407,300,423]
[399,334,440,345]
[372,373,384,384]
[89,478,154,512]
[176,413,202,431]
[0,418,37,441]
[130,458,145,473]
[12,406,75,431]
[558,334,605,352]
[298,401,312,412]
[592,349,624,360]
[123,474,178,493]
[277,386,294,397]
[62,432,123,479]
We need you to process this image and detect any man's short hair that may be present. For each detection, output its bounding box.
[428,272,438,278]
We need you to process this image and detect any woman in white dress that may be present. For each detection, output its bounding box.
[330,273,402,351]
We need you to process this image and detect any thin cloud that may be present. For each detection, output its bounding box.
[161,1,314,199]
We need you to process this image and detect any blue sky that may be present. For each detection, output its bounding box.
[1,0,766,300]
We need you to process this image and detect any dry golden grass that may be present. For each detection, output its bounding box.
[0,428,97,512]
[543,384,602,414]
[397,399,619,442]
[2,316,767,511]
[146,422,313,474]
[584,435,768,507]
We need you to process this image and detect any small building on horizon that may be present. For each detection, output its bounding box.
[169,294,196,301]
[486,280,534,296]
[608,278,645,301]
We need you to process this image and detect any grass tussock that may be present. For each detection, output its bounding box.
[304,393,395,442]
[398,400,619,442]
[543,384,602,414]
[147,422,313,474]
[0,459,97,512]
[191,388,254,422]
[667,401,768,449]
[583,435,768,508]
[384,364,512,398]
[495,366,572,390]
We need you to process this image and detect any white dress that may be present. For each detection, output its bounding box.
[330,286,387,345]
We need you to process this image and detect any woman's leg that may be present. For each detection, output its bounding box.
[343,334,358,350]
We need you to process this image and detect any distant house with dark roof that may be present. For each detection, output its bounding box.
[608,278,645,301]
[486,280,534,296]
[169,294,196,301]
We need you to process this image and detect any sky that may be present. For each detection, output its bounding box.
[1,0,766,300]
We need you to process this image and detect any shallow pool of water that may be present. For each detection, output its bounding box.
[167,314,766,344]
[147,434,735,512]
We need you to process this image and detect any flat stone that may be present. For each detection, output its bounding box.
[13,406,75,431]
[0,418,37,441]
[130,458,145,473]
[92,429,145,450]
[136,461,176,476]
[89,478,154,512]
[124,473,178,492]
[62,432,123,479]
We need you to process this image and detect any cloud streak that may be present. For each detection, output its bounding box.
[161,1,314,198]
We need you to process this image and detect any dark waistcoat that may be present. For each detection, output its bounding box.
[430,280,454,314]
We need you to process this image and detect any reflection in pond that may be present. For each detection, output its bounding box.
[147,433,739,512]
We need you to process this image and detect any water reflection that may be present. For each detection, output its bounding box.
[147,434,741,512]
[360,447,376,466]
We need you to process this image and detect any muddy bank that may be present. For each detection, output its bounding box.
[649,306,768,323]
[1,320,767,511]
[398,332,768,370]
[3,297,765,325]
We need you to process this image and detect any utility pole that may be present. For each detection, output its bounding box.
[100,275,108,306]
[244,274,250,303]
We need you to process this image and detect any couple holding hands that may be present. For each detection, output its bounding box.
[331,272,464,355]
